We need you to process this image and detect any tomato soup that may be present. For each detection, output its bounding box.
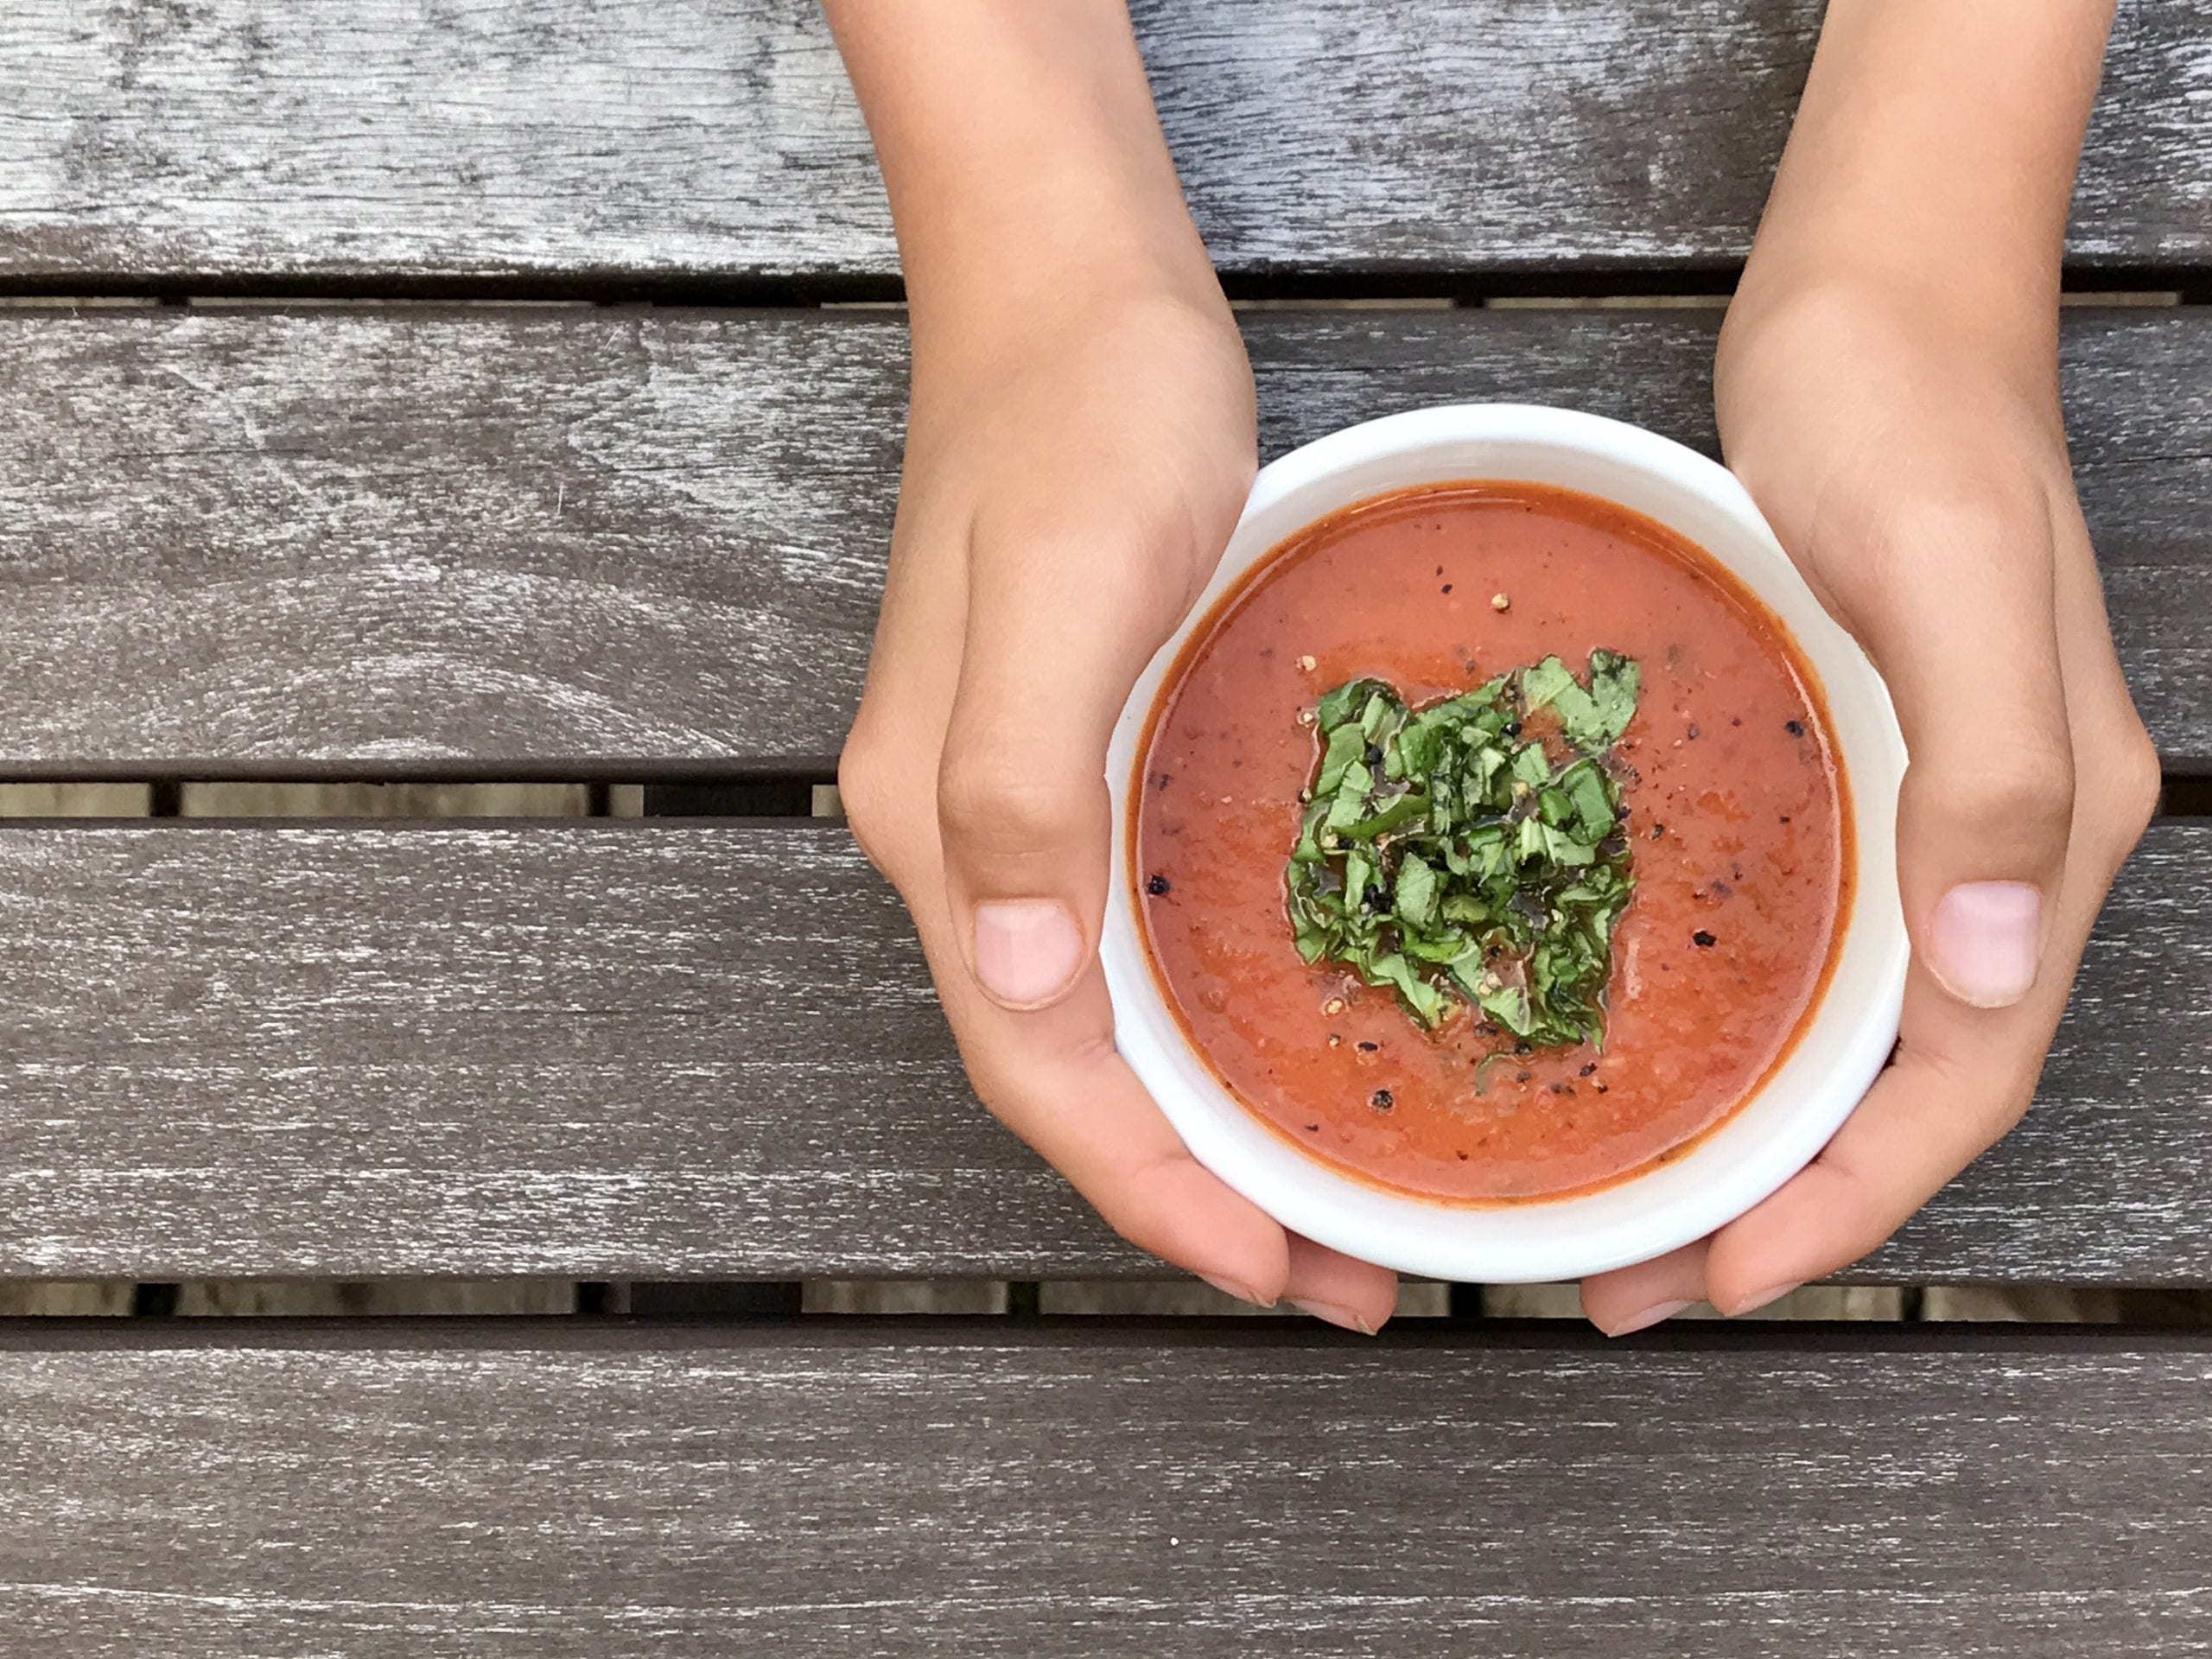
[1131,482,1849,1202]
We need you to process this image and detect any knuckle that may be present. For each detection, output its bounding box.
[936,747,1086,855]
[1858,484,2047,594]
[838,726,920,880]
[1889,489,2035,554]
[1943,741,2077,841]
[2093,715,2162,859]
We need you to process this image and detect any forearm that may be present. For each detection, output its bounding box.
[1743,0,2114,340]
[823,0,1213,339]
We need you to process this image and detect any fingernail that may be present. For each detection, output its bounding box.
[1290,1297,1379,1335]
[1927,881,2042,1009]
[1199,1272,1274,1309]
[971,900,1084,1007]
[1602,1298,1692,1338]
[1722,1281,1802,1317]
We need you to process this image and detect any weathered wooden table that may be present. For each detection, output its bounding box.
[1,3,2207,1652]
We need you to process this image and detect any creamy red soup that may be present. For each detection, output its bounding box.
[1132,482,1850,1202]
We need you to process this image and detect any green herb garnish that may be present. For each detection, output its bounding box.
[1285,651,1641,1048]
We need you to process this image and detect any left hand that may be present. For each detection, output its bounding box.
[1580,273,2160,1334]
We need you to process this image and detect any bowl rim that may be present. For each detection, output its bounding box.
[1099,402,1909,1283]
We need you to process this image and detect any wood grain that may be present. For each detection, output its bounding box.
[0,1,2203,287]
[0,1319,2207,1656]
[0,820,2203,1282]
[0,306,2204,772]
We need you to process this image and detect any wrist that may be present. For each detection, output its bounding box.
[828,0,1217,329]
[1734,221,2058,359]
[1732,0,2109,369]
[1722,253,2058,397]
[903,181,1222,342]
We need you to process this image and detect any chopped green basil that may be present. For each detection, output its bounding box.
[1283,652,1640,1048]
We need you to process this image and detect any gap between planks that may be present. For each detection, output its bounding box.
[0,782,845,819]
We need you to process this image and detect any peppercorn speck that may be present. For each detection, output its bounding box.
[1369,1089,1395,1113]
[1146,874,1172,896]
[1693,929,1717,948]
[1785,718,1805,737]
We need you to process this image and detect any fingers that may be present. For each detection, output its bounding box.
[881,795,1292,1298]
[989,979,1293,1300]
[1700,789,2116,1310]
[1700,1023,2042,1313]
[1282,1234,1400,1335]
[861,727,1386,1317]
[1818,484,2076,1009]
[865,709,1401,1324]
[861,734,1287,1299]
[1580,493,2162,1334]
[1580,1242,1708,1337]
[936,490,1242,1013]
[962,970,1400,1330]
[1581,988,2056,1326]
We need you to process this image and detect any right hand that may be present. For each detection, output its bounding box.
[841,270,1402,1332]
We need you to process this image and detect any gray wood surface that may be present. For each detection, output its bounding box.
[0,1319,2207,1656]
[0,1,2204,288]
[0,305,2205,772]
[0,820,2203,1283]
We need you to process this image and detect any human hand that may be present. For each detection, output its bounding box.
[1580,273,2158,1334]
[840,267,1402,1333]
[823,0,1396,1330]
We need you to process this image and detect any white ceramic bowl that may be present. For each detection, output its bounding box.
[1101,404,1907,1283]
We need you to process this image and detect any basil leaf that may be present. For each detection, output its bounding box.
[1342,788,1429,842]
[1477,980,1535,1037]
[1313,721,1368,802]
[1524,650,1642,752]
[1394,852,1439,931]
[1519,655,1576,713]
[1560,760,1616,841]
[1283,651,1640,1050]
[1585,649,1642,747]
[1315,677,1395,732]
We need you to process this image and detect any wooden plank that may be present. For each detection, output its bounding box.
[0,303,902,774]
[0,1319,2207,1655]
[0,305,2204,773]
[0,2,2203,287]
[0,820,2204,1282]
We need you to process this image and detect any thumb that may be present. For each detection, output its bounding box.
[937,510,1214,1011]
[1839,492,2074,1009]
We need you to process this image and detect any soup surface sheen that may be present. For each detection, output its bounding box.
[1134,482,1849,1201]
